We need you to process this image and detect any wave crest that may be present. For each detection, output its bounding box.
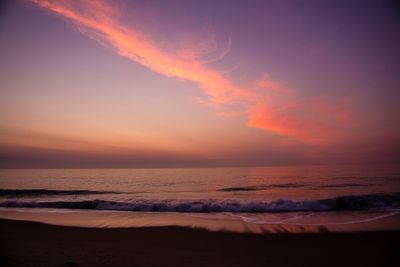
[1,193,399,213]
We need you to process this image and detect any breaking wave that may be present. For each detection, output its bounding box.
[0,193,399,213]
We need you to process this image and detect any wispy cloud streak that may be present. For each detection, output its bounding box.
[30,0,350,143]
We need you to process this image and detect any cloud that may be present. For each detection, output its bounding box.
[29,0,244,104]
[248,96,351,143]
[202,36,232,64]
[30,0,350,143]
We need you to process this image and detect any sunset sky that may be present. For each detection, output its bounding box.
[0,0,399,168]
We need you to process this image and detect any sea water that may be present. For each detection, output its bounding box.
[0,165,399,233]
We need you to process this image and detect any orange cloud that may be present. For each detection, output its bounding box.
[29,0,245,105]
[248,97,351,144]
[30,0,351,143]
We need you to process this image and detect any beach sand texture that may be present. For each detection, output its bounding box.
[1,219,399,267]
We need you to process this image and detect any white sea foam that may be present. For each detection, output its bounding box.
[227,211,399,225]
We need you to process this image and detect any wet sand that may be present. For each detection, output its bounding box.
[0,218,399,267]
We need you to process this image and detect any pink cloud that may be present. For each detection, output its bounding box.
[248,97,351,144]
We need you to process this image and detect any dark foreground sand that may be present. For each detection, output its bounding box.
[0,219,399,267]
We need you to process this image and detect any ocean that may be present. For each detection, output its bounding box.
[1,165,399,233]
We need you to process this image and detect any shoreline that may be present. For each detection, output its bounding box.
[1,207,400,234]
[1,218,399,267]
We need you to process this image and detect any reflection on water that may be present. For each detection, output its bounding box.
[0,165,399,203]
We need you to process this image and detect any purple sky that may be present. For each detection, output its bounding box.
[0,0,399,168]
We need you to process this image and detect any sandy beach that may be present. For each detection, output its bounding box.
[0,218,399,267]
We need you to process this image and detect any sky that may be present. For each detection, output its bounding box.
[0,0,399,168]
